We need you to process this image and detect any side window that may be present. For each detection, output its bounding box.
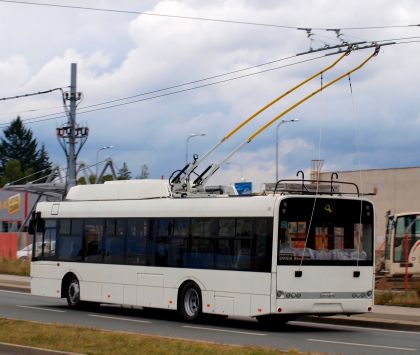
[188,218,215,268]
[57,219,83,261]
[37,219,57,260]
[104,219,125,264]
[155,219,173,267]
[84,219,104,262]
[126,219,149,265]
[254,218,273,272]
[233,218,252,270]
[172,218,190,267]
[155,218,190,267]
[216,218,235,269]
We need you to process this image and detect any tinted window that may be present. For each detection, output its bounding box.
[126,219,149,265]
[104,220,125,264]
[59,219,70,235]
[187,218,216,268]
[156,218,190,267]
[278,198,374,265]
[84,219,104,262]
[57,219,83,261]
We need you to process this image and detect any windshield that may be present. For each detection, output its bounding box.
[278,197,373,266]
[393,214,420,262]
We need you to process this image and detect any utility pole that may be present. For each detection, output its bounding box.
[57,63,89,193]
[68,63,77,189]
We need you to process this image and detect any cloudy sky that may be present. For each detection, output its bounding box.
[0,0,419,190]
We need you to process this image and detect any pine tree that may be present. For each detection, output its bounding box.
[0,160,23,186]
[35,144,52,176]
[0,116,52,185]
[117,162,131,180]
[138,164,149,179]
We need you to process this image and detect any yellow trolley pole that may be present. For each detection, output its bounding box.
[177,48,352,187]
[194,47,379,188]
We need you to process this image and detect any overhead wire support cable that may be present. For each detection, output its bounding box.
[324,41,395,56]
[0,1,419,31]
[0,39,413,129]
[296,42,366,56]
[0,87,65,101]
[0,53,310,126]
[3,53,328,127]
[193,46,380,190]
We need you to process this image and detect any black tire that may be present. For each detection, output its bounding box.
[178,282,202,322]
[66,277,81,309]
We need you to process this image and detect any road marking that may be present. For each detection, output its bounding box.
[307,338,417,351]
[293,320,420,335]
[16,305,66,313]
[88,314,151,324]
[183,325,266,336]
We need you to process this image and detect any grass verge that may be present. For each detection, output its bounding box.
[375,289,420,307]
[0,318,312,355]
[0,258,30,276]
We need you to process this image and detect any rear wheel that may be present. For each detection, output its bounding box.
[66,277,81,309]
[179,282,202,322]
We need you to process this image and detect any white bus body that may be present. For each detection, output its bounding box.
[30,180,374,322]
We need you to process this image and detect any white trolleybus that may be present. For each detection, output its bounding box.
[30,43,380,324]
[30,178,374,323]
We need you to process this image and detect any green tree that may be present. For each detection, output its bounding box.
[138,164,149,179]
[102,174,114,182]
[0,160,23,186]
[0,117,52,185]
[77,175,97,185]
[117,162,131,180]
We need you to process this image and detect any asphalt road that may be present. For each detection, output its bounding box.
[0,290,419,355]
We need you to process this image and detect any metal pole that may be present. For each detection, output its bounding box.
[405,231,409,290]
[67,63,77,190]
[276,123,280,182]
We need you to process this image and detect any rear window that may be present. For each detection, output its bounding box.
[278,197,373,266]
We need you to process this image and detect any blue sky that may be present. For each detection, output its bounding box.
[0,0,419,190]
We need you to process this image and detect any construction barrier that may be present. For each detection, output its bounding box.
[0,233,18,259]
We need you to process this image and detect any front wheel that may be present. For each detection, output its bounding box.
[179,282,202,322]
[66,278,81,309]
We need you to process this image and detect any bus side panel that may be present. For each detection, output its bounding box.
[31,277,61,298]
[31,262,62,298]
[168,268,272,317]
[81,281,101,303]
[32,263,273,316]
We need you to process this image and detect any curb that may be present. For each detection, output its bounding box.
[0,341,84,355]
[0,283,30,293]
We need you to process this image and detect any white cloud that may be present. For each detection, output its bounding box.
[0,0,419,189]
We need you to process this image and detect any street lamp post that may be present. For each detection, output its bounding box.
[96,145,113,183]
[185,133,206,165]
[276,119,299,182]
